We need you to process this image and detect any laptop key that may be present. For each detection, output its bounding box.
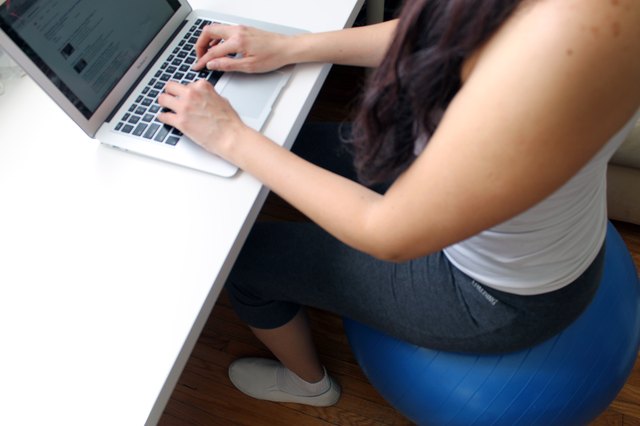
[154,125,171,142]
[165,136,180,146]
[122,124,134,134]
[207,71,223,85]
[143,123,161,139]
[133,123,148,137]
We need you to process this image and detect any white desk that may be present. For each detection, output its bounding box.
[0,1,363,424]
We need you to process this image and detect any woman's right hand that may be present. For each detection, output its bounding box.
[193,23,293,74]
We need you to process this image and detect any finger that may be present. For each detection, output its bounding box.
[192,77,215,90]
[193,40,240,71]
[157,95,179,113]
[157,90,182,112]
[195,35,221,61]
[162,80,187,96]
[193,78,225,99]
[156,110,179,128]
[194,24,236,61]
[194,24,221,57]
[204,56,250,73]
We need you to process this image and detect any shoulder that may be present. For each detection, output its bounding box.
[459,0,640,146]
[486,0,640,80]
[464,0,640,88]
[467,0,640,75]
[510,0,640,53]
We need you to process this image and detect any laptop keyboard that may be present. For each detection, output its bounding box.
[113,19,222,146]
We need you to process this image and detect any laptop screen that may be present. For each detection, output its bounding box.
[0,0,180,118]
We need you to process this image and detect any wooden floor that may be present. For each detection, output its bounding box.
[157,65,640,425]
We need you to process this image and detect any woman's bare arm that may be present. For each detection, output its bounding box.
[192,20,398,72]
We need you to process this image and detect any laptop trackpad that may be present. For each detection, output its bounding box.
[220,72,286,120]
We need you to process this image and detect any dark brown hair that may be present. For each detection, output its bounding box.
[350,0,523,185]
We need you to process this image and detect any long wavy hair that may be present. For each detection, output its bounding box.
[350,0,523,185]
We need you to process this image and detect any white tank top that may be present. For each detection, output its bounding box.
[443,110,640,295]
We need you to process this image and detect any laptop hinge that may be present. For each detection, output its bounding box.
[106,20,188,123]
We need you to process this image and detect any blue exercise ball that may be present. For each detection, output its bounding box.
[344,222,640,425]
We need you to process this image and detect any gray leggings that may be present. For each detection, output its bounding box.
[226,123,605,354]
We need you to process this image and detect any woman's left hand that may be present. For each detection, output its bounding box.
[157,80,249,161]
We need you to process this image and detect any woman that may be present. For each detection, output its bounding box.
[158,0,640,407]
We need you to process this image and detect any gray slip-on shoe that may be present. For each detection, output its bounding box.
[228,357,341,407]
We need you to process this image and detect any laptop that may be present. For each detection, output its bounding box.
[0,0,305,177]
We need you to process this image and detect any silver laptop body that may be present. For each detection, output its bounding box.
[0,0,304,177]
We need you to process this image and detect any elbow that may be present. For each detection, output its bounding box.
[359,225,436,263]
[358,210,419,263]
[366,242,417,263]
[357,200,434,263]
[374,252,410,263]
